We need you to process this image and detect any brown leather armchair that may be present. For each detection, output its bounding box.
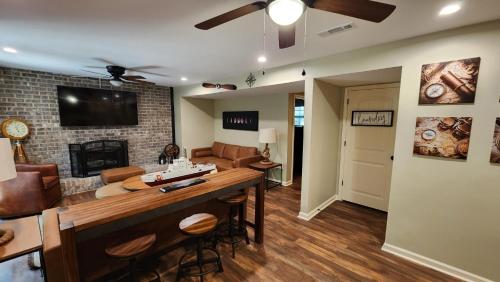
[0,163,62,218]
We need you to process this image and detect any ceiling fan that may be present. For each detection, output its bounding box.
[202,82,238,90]
[195,0,396,49]
[82,58,168,87]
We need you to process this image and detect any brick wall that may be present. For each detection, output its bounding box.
[0,67,173,194]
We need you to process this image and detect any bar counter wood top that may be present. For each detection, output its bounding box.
[58,168,263,233]
[54,168,265,281]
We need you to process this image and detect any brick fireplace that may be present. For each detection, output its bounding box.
[0,67,174,195]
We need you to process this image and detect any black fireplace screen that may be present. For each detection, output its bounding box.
[69,140,129,177]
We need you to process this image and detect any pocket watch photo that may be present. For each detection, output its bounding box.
[425,83,446,99]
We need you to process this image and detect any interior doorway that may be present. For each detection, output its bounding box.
[293,98,304,178]
[339,83,400,211]
[286,92,304,186]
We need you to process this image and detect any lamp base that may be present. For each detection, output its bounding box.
[0,228,14,246]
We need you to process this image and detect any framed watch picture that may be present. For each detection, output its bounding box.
[351,111,393,127]
[223,111,259,131]
[419,57,481,104]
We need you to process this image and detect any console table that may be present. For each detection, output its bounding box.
[0,216,45,281]
[48,168,265,281]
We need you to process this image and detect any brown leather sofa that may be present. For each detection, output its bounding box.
[0,163,62,218]
[191,142,263,171]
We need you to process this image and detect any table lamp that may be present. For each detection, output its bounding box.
[0,138,17,246]
[259,128,277,165]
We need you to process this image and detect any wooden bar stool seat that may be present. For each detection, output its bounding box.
[177,213,223,282]
[217,190,250,258]
[105,233,159,281]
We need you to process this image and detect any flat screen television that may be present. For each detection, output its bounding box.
[57,86,138,126]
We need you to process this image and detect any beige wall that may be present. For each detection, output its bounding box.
[178,97,214,158]
[174,21,500,280]
[214,94,290,182]
[301,80,342,214]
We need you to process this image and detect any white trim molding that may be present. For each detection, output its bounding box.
[297,195,338,221]
[382,243,494,282]
[282,179,293,186]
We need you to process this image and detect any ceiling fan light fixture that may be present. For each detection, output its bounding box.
[267,0,305,26]
[109,79,123,87]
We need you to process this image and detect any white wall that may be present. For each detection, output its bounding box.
[178,97,214,157]
[300,80,342,214]
[214,94,289,182]
[174,21,500,280]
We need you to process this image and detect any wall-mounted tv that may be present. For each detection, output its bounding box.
[57,86,138,126]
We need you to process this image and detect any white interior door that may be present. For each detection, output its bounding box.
[340,85,399,211]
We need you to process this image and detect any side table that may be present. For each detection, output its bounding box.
[248,162,282,190]
[0,215,46,281]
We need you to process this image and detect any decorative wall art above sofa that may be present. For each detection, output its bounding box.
[223,111,259,131]
[413,117,472,160]
[419,57,481,104]
[490,118,500,164]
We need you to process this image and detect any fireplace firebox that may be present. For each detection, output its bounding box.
[69,140,129,177]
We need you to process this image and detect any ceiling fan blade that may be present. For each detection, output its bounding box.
[84,66,107,69]
[126,77,156,85]
[202,83,217,88]
[311,0,396,23]
[127,65,162,71]
[93,57,119,66]
[279,24,296,49]
[127,69,170,77]
[81,69,109,76]
[220,84,237,90]
[195,1,267,30]
[122,75,146,80]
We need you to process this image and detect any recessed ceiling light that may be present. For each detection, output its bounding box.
[181,77,188,81]
[258,56,267,63]
[439,3,461,16]
[2,47,18,54]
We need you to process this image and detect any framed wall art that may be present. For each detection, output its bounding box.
[223,111,259,131]
[490,118,500,164]
[351,111,394,127]
[413,117,472,160]
[419,57,481,104]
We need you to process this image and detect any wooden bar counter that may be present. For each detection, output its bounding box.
[43,168,264,282]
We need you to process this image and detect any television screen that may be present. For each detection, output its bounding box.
[57,86,138,126]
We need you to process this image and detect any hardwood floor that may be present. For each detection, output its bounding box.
[1,180,460,281]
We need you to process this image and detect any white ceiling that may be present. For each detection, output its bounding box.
[1,0,500,86]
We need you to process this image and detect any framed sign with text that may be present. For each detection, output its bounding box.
[351,111,394,127]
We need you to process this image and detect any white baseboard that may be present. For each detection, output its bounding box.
[382,243,493,282]
[297,194,338,221]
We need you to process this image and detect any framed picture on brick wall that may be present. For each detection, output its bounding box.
[223,111,259,131]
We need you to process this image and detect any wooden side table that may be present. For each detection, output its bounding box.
[248,162,282,190]
[0,216,46,281]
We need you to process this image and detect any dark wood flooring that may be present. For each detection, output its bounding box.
[1,180,460,282]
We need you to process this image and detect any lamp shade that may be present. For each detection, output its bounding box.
[0,138,17,181]
[259,128,277,144]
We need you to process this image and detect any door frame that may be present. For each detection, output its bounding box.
[286,92,304,185]
[337,83,400,201]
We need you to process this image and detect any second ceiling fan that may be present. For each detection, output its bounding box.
[195,0,396,49]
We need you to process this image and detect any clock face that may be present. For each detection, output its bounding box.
[3,120,29,140]
[425,83,446,99]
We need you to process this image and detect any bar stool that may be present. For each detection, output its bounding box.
[104,233,160,282]
[176,213,223,282]
[217,190,250,258]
